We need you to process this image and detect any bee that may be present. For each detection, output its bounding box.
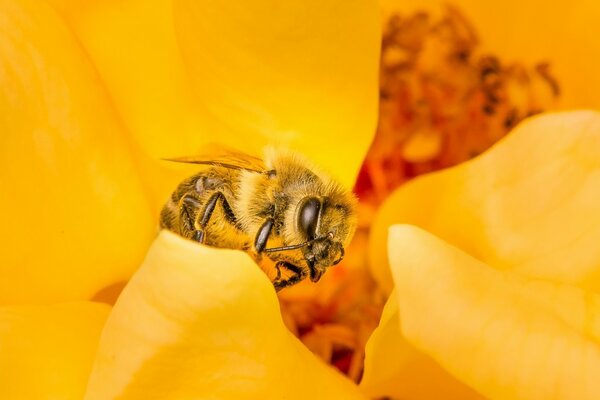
[160,146,357,291]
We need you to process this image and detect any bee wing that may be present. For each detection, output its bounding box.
[162,143,268,174]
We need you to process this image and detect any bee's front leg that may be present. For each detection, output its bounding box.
[254,218,274,253]
[273,262,307,291]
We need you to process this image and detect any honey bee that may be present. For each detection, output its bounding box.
[160,146,357,291]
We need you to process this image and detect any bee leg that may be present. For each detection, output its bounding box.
[254,218,274,253]
[273,262,307,291]
[192,230,204,242]
[194,192,237,244]
[179,194,205,242]
[274,263,282,281]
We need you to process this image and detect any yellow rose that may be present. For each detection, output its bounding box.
[2,0,600,399]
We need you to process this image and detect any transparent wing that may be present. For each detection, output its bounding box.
[162,143,267,173]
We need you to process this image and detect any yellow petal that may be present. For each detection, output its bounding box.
[379,0,600,109]
[370,110,600,294]
[387,224,600,400]
[47,0,209,210]
[53,0,379,206]
[173,0,379,188]
[0,302,110,399]
[85,231,366,399]
[49,0,195,158]
[360,289,483,399]
[0,0,154,304]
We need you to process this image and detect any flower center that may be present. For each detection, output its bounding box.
[279,5,560,382]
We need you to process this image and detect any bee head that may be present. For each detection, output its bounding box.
[296,196,356,282]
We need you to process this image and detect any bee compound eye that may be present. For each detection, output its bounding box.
[298,197,321,239]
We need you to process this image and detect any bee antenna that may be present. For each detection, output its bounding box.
[264,235,328,253]
[264,242,308,253]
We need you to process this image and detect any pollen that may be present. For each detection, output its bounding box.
[279,6,560,382]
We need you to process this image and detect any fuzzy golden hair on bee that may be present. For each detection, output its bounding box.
[160,145,358,290]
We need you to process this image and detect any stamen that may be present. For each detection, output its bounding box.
[355,5,560,206]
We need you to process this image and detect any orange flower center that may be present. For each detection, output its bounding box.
[279,5,560,382]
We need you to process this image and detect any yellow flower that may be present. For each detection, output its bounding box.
[2,1,600,400]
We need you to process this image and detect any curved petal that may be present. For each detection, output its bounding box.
[0,302,110,399]
[46,0,209,210]
[360,290,483,399]
[387,224,600,400]
[370,111,600,294]
[52,0,379,205]
[0,0,154,304]
[379,0,600,109]
[173,0,379,188]
[85,231,366,399]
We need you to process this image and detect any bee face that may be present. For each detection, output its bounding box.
[303,237,345,282]
[296,195,355,282]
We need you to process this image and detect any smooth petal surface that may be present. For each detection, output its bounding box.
[370,111,600,294]
[387,224,600,400]
[0,0,154,304]
[47,0,208,210]
[173,0,379,188]
[379,0,600,109]
[0,302,110,399]
[85,231,366,399]
[360,290,483,399]
[53,0,379,206]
